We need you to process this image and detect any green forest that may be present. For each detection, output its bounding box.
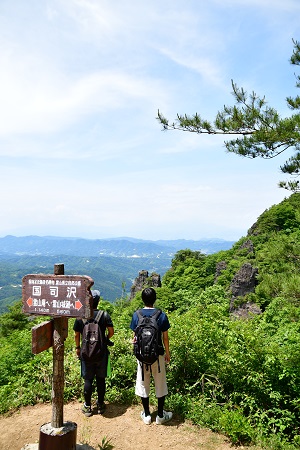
[1,193,300,449]
[0,253,172,311]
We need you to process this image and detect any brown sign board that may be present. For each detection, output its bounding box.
[22,274,94,318]
[31,318,68,354]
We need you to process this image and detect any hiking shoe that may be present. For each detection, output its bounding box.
[97,402,106,415]
[141,411,152,425]
[82,403,92,417]
[156,410,172,425]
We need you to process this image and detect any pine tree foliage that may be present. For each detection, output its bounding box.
[157,40,300,192]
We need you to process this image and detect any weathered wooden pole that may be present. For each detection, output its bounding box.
[52,263,65,428]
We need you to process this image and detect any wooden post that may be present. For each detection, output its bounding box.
[52,263,65,428]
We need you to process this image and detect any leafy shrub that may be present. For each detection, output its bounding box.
[218,407,254,444]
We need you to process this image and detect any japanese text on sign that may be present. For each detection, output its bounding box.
[22,274,94,318]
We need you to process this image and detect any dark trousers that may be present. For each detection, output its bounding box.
[84,376,106,406]
[81,356,107,406]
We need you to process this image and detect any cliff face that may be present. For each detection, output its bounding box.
[230,263,258,299]
[130,270,161,299]
[215,259,260,317]
[229,262,261,318]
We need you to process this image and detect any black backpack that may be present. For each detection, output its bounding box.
[81,310,105,362]
[134,308,163,368]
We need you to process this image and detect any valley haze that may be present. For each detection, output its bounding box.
[0,235,235,308]
[0,235,235,257]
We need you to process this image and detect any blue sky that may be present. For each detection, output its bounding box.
[0,0,299,241]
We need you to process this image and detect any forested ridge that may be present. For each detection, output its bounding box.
[0,236,234,311]
[0,253,171,312]
[1,193,300,449]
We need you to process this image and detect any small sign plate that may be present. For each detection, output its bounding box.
[31,319,68,354]
[32,320,54,354]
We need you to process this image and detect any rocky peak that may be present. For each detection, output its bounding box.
[130,270,161,299]
[229,263,261,318]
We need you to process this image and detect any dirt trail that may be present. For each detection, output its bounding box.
[0,401,241,450]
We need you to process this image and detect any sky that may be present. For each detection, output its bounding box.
[0,0,299,242]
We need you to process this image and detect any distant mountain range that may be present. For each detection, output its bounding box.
[0,235,235,258]
[0,235,235,309]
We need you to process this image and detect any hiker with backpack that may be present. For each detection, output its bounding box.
[130,287,172,425]
[73,289,114,417]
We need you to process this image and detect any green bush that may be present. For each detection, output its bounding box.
[218,407,254,444]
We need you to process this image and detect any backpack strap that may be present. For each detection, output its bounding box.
[136,308,161,319]
[135,308,161,329]
[151,308,162,321]
[94,309,104,324]
[82,310,103,326]
[136,309,143,320]
[139,361,145,381]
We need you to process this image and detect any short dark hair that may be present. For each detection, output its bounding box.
[141,287,156,306]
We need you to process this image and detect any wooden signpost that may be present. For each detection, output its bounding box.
[22,263,94,450]
[22,273,94,318]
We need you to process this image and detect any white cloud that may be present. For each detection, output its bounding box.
[0,45,166,137]
[0,0,298,240]
[158,48,226,89]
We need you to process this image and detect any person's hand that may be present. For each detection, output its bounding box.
[76,347,81,359]
[165,353,170,363]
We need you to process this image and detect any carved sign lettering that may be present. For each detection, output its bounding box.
[22,274,94,318]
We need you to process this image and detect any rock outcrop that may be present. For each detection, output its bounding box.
[230,263,258,298]
[238,239,254,254]
[130,270,161,299]
[229,263,261,318]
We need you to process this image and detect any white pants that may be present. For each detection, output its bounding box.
[135,355,168,398]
